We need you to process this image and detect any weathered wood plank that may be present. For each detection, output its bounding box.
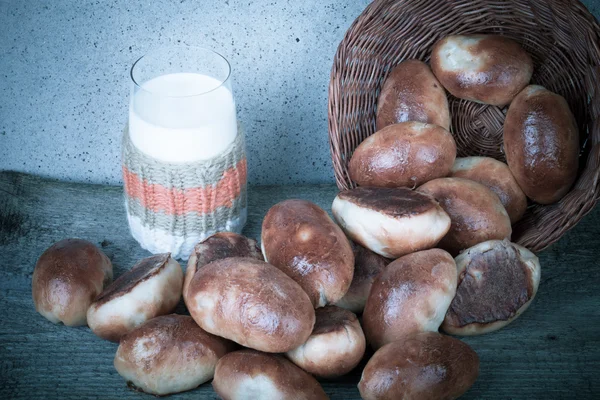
[1,171,599,399]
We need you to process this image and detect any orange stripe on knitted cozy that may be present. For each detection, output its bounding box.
[123,159,247,216]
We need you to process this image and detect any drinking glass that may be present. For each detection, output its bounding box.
[122,46,247,260]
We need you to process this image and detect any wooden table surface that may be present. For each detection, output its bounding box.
[1,171,599,399]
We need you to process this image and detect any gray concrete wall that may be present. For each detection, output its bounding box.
[0,0,598,185]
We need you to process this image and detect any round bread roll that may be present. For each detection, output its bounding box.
[443,240,541,336]
[376,59,450,130]
[261,199,354,308]
[418,177,512,255]
[331,187,451,259]
[213,350,328,400]
[359,332,479,400]
[431,34,533,106]
[183,232,263,297]
[286,305,366,378]
[504,85,579,204]
[32,239,113,326]
[87,253,183,342]
[334,244,389,313]
[185,257,315,353]
[362,249,457,350]
[348,122,456,188]
[114,314,234,395]
[451,156,527,223]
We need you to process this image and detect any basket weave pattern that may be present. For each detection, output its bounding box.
[328,0,600,252]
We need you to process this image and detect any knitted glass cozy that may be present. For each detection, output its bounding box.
[121,126,247,260]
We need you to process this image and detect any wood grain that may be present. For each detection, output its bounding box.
[0,171,599,399]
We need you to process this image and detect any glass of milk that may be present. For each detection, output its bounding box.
[123,46,247,260]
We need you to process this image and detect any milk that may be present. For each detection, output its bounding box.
[129,72,238,163]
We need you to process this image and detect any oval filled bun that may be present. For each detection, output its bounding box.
[332,187,450,258]
[184,232,263,297]
[451,157,527,223]
[286,306,366,378]
[335,244,389,314]
[503,85,579,204]
[418,178,512,255]
[213,350,329,400]
[349,122,456,188]
[32,239,113,326]
[184,257,315,353]
[359,332,479,400]
[87,254,183,342]
[376,59,450,130]
[114,314,234,395]
[431,34,533,106]
[261,199,354,308]
[362,249,457,349]
[443,240,541,336]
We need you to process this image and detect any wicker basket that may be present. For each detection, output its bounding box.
[328,0,600,252]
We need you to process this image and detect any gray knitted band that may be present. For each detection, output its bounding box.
[126,192,247,235]
[122,125,246,188]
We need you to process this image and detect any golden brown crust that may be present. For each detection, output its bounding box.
[337,187,437,217]
[87,255,183,342]
[443,240,540,335]
[261,199,354,307]
[311,305,358,335]
[352,244,389,283]
[376,60,450,130]
[286,305,366,378]
[335,244,390,313]
[362,249,456,349]
[185,258,315,353]
[418,177,512,255]
[184,233,263,296]
[213,350,328,400]
[32,238,112,326]
[359,332,479,400]
[332,187,451,259]
[447,246,531,327]
[94,254,169,305]
[503,85,579,204]
[431,35,533,106]
[190,233,262,274]
[451,157,527,223]
[348,122,456,188]
[117,314,234,372]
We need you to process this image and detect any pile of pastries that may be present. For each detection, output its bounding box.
[31,34,579,400]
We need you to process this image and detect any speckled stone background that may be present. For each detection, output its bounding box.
[0,0,598,185]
